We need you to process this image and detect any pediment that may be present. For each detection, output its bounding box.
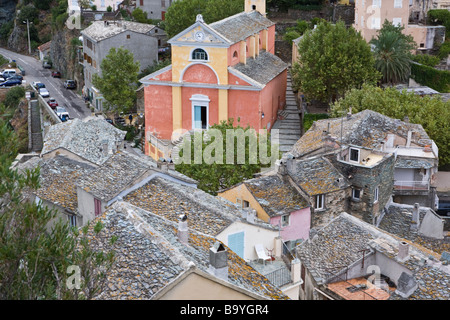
[168,15,231,47]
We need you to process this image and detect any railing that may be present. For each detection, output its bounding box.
[393,180,430,191]
[264,267,292,288]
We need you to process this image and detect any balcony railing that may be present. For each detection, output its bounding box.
[393,180,430,191]
[264,267,292,288]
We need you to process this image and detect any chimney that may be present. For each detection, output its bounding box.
[346,107,352,120]
[245,208,256,223]
[411,203,420,230]
[101,140,109,156]
[397,241,410,262]
[208,241,228,281]
[395,272,418,298]
[177,213,188,245]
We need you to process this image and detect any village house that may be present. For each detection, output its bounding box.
[41,117,126,166]
[139,0,288,160]
[133,0,174,21]
[122,175,305,299]
[81,20,165,111]
[87,201,293,300]
[25,155,96,229]
[75,151,196,223]
[296,212,450,300]
[218,173,311,251]
[354,0,445,51]
[286,109,439,211]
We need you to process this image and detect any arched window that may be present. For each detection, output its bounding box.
[232,51,238,59]
[192,48,208,60]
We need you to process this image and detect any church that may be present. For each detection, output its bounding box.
[140,0,288,160]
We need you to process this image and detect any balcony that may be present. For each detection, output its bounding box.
[394,180,430,191]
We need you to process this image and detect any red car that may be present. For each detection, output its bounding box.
[51,71,61,78]
[47,98,58,109]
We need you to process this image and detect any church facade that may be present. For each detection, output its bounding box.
[140,0,288,160]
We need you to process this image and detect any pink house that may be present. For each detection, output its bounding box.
[218,174,311,249]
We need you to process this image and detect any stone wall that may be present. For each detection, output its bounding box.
[327,153,395,225]
[310,188,350,232]
[269,4,354,25]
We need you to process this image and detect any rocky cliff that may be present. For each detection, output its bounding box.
[0,0,17,26]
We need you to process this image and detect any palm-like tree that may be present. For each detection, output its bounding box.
[370,20,416,85]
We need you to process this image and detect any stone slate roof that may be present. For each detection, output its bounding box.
[230,51,287,86]
[82,20,159,42]
[297,212,450,300]
[91,201,288,300]
[209,11,274,43]
[124,177,275,236]
[41,117,126,166]
[378,204,450,256]
[244,174,309,217]
[287,157,349,196]
[289,110,431,158]
[395,158,434,169]
[76,151,154,202]
[35,155,96,213]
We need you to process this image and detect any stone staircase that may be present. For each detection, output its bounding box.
[29,100,43,153]
[272,70,302,154]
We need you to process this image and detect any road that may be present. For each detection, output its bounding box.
[0,47,91,119]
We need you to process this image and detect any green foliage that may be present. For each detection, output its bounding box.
[92,47,140,113]
[131,7,152,24]
[370,20,416,85]
[0,104,117,300]
[4,86,25,109]
[438,41,450,60]
[291,20,380,104]
[164,0,243,39]
[138,59,171,79]
[410,62,450,93]
[411,54,440,67]
[268,0,324,11]
[18,5,39,23]
[175,119,279,195]
[303,113,328,132]
[0,20,13,42]
[330,84,450,167]
[51,0,69,29]
[283,19,320,43]
[428,9,450,38]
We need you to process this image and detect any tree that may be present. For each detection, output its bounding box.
[291,20,380,104]
[175,119,279,195]
[330,84,450,167]
[92,47,140,113]
[0,104,117,299]
[164,0,243,39]
[370,20,416,85]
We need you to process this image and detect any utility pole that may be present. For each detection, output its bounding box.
[23,19,31,55]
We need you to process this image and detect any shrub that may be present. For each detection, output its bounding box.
[410,62,450,92]
[411,54,440,67]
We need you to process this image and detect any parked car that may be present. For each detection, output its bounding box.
[8,75,23,81]
[55,106,69,121]
[0,78,22,87]
[51,71,61,78]
[39,88,50,98]
[32,81,45,90]
[64,80,76,89]
[43,61,52,69]
[2,69,17,79]
[47,98,58,109]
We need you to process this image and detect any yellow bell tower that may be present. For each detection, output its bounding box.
[245,0,266,16]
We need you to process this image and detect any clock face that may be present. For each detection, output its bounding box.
[194,31,205,41]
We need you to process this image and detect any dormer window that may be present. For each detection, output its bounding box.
[192,48,208,60]
[349,147,360,163]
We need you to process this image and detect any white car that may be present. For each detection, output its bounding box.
[55,106,69,121]
[39,88,50,98]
